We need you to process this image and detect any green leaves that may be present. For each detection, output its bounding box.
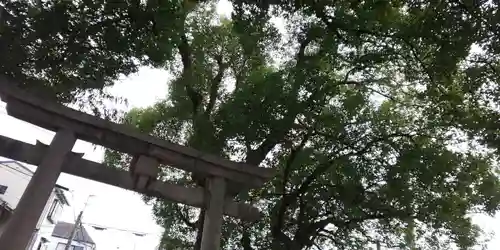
[0,0,184,102]
[47,0,500,249]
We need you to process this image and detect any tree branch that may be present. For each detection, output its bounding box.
[178,33,192,72]
[311,4,437,85]
[241,230,254,250]
[178,28,203,115]
[193,209,205,250]
[174,204,196,229]
[244,25,327,166]
[313,242,324,250]
[282,129,313,194]
[246,76,321,166]
[270,125,316,247]
[205,54,225,115]
[318,231,344,248]
[309,211,411,240]
[292,194,316,249]
[297,35,312,63]
[245,134,281,165]
[274,230,294,249]
[294,132,418,199]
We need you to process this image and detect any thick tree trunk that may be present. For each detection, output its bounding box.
[241,231,254,250]
[193,209,206,250]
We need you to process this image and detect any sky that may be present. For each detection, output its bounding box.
[0,1,499,249]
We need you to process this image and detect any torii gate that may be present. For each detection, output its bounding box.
[0,75,274,250]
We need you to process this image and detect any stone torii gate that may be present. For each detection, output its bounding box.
[0,75,274,250]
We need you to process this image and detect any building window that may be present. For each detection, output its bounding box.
[47,199,59,223]
[56,243,84,250]
[0,184,7,194]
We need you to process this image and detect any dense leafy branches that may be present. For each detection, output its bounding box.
[11,0,497,249]
[0,0,186,102]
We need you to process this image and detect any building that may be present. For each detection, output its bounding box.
[47,221,96,250]
[0,160,70,250]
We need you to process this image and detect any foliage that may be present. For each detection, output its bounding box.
[100,0,499,249]
[0,0,187,103]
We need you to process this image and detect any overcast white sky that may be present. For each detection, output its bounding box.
[0,1,499,249]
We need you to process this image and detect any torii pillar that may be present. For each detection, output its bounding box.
[200,177,227,250]
[0,130,76,249]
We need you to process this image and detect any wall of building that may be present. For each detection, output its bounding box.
[0,161,32,209]
[29,192,64,250]
[0,161,31,240]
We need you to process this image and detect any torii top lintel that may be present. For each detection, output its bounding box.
[0,75,274,188]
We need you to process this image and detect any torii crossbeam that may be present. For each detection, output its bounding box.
[0,75,274,250]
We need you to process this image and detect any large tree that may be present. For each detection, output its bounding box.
[104,1,500,249]
[4,0,499,249]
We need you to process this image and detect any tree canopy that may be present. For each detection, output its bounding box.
[3,0,500,249]
[0,0,186,104]
[106,1,500,249]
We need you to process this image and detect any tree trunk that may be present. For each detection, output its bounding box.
[241,231,254,250]
[405,219,416,250]
[193,209,206,250]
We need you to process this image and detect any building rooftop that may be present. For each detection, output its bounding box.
[52,221,95,245]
